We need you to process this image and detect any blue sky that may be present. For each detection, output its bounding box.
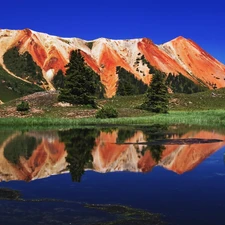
[1,0,225,63]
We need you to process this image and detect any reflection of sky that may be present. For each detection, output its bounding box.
[1,146,225,225]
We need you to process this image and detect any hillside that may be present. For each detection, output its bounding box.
[0,66,43,102]
[0,28,224,101]
[1,88,225,119]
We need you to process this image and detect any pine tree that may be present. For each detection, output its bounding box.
[58,50,104,108]
[142,71,169,113]
[116,66,148,96]
[53,69,65,89]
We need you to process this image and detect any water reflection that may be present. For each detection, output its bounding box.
[0,126,224,182]
[141,124,168,163]
[58,129,99,182]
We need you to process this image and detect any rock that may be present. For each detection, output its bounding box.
[55,102,73,107]
[0,188,21,200]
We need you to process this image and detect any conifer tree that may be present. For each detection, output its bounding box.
[116,66,148,96]
[142,71,169,113]
[58,50,104,108]
[53,69,65,89]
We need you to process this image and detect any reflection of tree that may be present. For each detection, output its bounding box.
[148,145,165,163]
[58,129,100,182]
[0,131,14,146]
[4,134,41,164]
[116,129,136,143]
[141,125,168,163]
[100,127,117,134]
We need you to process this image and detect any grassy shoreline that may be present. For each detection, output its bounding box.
[1,89,225,129]
[0,110,225,128]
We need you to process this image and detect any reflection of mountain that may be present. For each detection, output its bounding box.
[92,130,225,174]
[92,131,146,173]
[0,131,67,181]
[159,131,225,174]
[0,128,224,182]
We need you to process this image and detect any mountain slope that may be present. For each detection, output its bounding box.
[0,66,43,102]
[0,28,225,98]
[160,36,225,89]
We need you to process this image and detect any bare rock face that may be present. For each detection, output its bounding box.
[0,29,225,97]
[160,37,225,89]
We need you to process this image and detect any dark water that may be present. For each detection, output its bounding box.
[0,125,225,225]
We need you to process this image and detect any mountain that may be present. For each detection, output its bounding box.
[0,28,225,99]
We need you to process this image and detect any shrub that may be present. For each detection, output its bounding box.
[95,106,118,119]
[16,101,30,111]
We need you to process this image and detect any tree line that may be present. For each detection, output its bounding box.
[55,50,209,114]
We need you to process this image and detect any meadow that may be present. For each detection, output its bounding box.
[0,88,225,128]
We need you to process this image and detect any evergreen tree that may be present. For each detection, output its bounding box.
[3,47,44,84]
[165,72,207,94]
[53,69,65,89]
[142,71,169,113]
[58,50,105,108]
[116,66,148,96]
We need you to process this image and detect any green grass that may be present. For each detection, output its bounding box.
[1,88,225,128]
[169,88,225,110]
[0,110,225,128]
[0,66,43,102]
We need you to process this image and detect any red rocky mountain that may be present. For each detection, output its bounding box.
[0,28,225,97]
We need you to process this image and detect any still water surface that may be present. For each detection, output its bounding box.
[0,125,225,225]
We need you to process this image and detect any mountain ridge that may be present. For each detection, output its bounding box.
[0,28,225,98]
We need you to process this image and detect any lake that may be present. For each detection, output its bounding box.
[0,125,225,225]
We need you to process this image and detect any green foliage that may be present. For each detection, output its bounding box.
[139,55,167,78]
[4,134,41,164]
[58,128,100,182]
[138,54,207,95]
[58,38,70,45]
[3,47,45,84]
[116,129,136,143]
[116,66,148,96]
[141,124,168,162]
[142,71,169,113]
[0,131,14,146]
[86,41,94,49]
[166,73,207,94]
[58,50,105,108]
[0,66,43,102]
[53,70,65,89]
[95,106,118,119]
[16,101,30,111]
